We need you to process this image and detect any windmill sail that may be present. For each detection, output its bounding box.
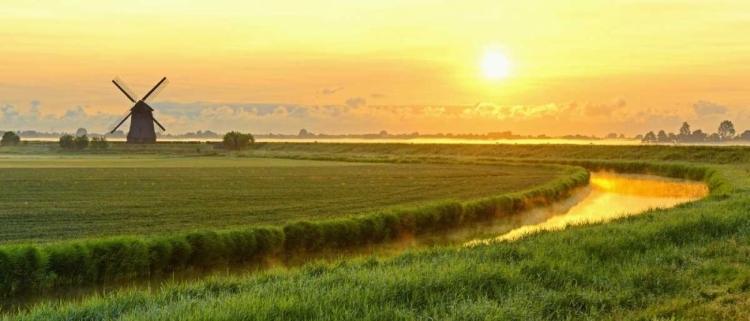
[143,77,169,102]
[108,76,169,143]
[108,112,132,134]
[112,77,139,103]
[152,116,166,132]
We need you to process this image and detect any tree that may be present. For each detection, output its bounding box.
[59,134,75,149]
[679,122,691,137]
[718,120,736,140]
[222,131,254,150]
[1,131,20,146]
[740,130,750,141]
[74,135,89,150]
[75,128,88,137]
[642,131,657,143]
[668,132,677,142]
[657,130,668,142]
[605,133,618,139]
[298,129,310,137]
[90,136,109,150]
[692,129,707,142]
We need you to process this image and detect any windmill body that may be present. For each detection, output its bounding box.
[127,101,157,143]
[109,77,168,144]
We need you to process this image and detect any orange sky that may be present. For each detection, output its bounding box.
[0,1,749,135]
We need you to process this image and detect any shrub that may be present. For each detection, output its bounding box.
[59,134,75,149]
[222,131,255,150]
[1,131,20,146]
[90,136,109,150]
[74,135,89,150]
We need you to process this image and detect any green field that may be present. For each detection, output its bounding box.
[5,143,750,320]
[0,156,563,244]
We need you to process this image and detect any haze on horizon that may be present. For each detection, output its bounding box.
[1,0,749,136]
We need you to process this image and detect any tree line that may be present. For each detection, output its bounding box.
[641,120,748,143]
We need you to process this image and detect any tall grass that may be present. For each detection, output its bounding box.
[10,162,744,320]
[0,163,588,297]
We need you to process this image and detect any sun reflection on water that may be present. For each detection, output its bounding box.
[466,173,709,245]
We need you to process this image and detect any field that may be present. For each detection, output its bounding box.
[3,143,750,320]
[0,156,564,244]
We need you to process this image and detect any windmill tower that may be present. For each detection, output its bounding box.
[109,77,169,143]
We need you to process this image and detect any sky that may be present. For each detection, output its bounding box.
[1,0,749,136]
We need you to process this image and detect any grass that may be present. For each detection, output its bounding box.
[0,157,564,244]
[5,143,750,319]
[0,154,587,298]
[243,141,750,164]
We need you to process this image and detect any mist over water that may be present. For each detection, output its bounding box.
[466,173,708,245]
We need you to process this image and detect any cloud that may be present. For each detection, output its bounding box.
[0,98,746,137]
[319,87,343,95]
[693,100,727,116]
[345,97,367,108]
[581,98,627,117]
[370,93,386,99]
[0,104,20,121]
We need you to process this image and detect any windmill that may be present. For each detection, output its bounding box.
[108,77,169,143]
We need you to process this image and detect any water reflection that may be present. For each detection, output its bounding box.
[466,173,708,245]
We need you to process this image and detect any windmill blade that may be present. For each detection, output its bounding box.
[152,116,166,132]
[107,112,132,134]
[143,77,169,102]
[106,106,134,133]
[112,77,139,103]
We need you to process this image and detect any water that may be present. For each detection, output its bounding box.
[465,173,708,246]
[1,172,708,313]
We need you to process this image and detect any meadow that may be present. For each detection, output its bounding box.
[3,142,750,319]
[0,156,563,244]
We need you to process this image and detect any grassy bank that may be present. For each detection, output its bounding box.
[8,157,743,320]
[0,157,587,298]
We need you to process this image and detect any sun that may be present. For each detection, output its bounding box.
[482,52,511,80]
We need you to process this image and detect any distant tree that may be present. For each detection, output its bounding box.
[90,136,109,150]
[642,131,657,143]
[634,134,644,140]
[75,128,88,137]
[74,135,89,150]
[1,131,20,146]
[618,133,625,139]
[708,133,721,142]
[605,133,618,139]
[657,130,668,142]
[668,132,677,142]
[740,130,750,140]
[298,129,309,137]
[692,129,707,142]
[679,122,691,138]
[223,131,254,150]
[718,120,736,140]
[378,130,389,137]
[59,134,75,149]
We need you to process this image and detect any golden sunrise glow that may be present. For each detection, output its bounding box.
[482,52,510,80]
[0,1,749,135]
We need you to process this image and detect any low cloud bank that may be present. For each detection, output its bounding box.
[0,99,745,137]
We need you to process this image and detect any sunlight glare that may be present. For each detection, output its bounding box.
[482,52,510,80]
